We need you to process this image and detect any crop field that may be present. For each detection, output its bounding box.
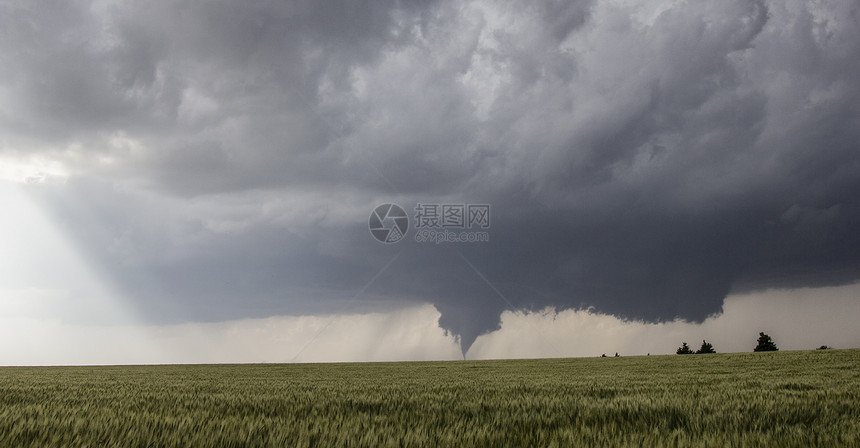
[1,349,859,447]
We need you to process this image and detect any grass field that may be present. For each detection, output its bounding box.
[1,349,859,447]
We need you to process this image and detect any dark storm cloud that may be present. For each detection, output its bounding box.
[4,0,860,354]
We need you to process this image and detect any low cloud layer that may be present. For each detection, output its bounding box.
[2,284,858,365]
[2,0,860,356]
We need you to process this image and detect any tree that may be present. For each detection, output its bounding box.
[696,340,716,354]
[754,332,778,352]
[676,342,694,354]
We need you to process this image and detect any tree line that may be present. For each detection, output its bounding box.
[602,332,833,357]
[676,332,781,355]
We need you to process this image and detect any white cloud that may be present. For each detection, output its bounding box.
[0,155,68,184]
[0,304,460,365]
[469,282,860,358]
[2,284,857,365]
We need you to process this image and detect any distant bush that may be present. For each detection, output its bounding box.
[817,345,832,350]
[696,340,716,354]
[754,332,778,352]
[676,342,694,355]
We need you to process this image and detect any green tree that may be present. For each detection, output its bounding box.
[753,332,778,352]
[696,340,716,354]
[676,342,694,354]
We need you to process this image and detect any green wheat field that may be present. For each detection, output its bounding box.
[1,349,858,447]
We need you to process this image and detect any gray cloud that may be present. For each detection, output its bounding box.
[3,0,860,355]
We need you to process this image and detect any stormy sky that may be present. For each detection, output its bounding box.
[2,0,859,362]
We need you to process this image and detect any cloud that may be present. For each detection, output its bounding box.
[1,284,857,365]
[0,304,461,365]
[2,0,859,357]
[470,282,860,358]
